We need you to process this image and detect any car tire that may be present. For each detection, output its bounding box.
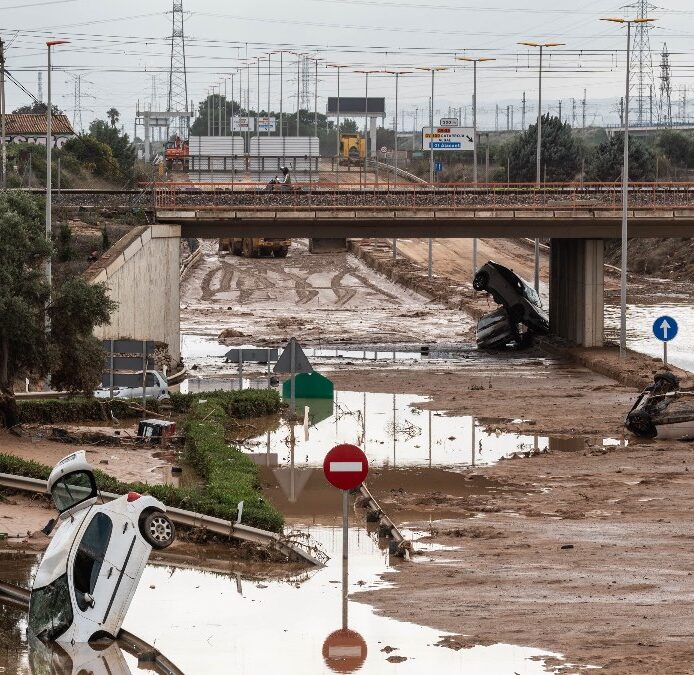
[141,511,176,549]
[473,271,489,291]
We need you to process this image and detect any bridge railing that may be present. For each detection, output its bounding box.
[146,180,694,212]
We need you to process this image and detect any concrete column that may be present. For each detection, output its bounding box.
[549,238,604,347]
[369,117,377,158]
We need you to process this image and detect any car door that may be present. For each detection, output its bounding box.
[69,511,122,638]
[144,372,161,400]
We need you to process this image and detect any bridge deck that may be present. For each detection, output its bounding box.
[158,206,694,239]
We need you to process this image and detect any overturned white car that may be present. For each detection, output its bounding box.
[28,451,175,645]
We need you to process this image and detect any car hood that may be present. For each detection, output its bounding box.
[33,508,91,589]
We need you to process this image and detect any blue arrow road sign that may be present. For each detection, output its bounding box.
[653,316,678,342]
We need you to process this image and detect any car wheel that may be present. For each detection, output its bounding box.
[141,511,175,549]
[473,271,489,291]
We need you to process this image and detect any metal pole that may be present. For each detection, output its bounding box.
[664,341,668,367]
[314,58,318,139]
[534,46,543,293]
[224,79,227,135]
[472,61,478,278]
[364,73,369,181]
[267,53,271,136]
[342,489,349,630]
[621,23,632,357]
[296,55,300,137]
[280,52,284,137]
[472,61,478,183]
[393,71,399,258]
[429,70,434,184]
[336,67,340,188]
[45,45,53,349]
[218,84,222,136]
[290,339,296,416]
[0,39,5,189]
[428,238,433,279]
[207,90,211,136]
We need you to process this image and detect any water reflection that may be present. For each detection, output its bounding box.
[122,526,563,674]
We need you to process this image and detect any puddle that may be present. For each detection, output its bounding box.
[605,301,694,373]
[122,526,564,674]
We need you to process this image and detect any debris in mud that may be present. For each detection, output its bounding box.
[218,328,246,340]
[381,645,398,653]
[386,655,408,663]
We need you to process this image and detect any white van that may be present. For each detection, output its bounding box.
[28,451,175,645]
[94,371,170,401]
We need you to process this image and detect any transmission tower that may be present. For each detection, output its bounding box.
[72,74,82,132]
[625,0,656,127]
[300,55,312,111]
[658,43,672,127]
[167,1,189,139]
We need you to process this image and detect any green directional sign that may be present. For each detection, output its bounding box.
[282,372,334,399]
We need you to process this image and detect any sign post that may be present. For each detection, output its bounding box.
[653,315,678,367]
[322,444,369,672]
[274,338,313,417]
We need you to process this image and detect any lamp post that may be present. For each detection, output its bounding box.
[45,39,69,330]
[602,16,655,357]
[518,41,564,293]
[416,66,448,185]
[385,70,411,259]
[327,63,346,187]
[457,56,495,277]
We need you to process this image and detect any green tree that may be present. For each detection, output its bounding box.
[57,222,73,262]
[88,119,137,177]
[12,102,62,115]
[106,107,120,128]
[657,129,693,167]
[48,278,116,393]
[585,134,656,182]
[63,134,116,176]
[340,119,358,134]
[0,192,51,393]
[506,115,581,182]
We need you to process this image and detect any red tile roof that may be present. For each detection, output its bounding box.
[5,113,75,136]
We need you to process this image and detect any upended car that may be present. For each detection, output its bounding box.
[28,451,175,645]
[473,261,549,349]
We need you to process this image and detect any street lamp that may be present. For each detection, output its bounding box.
[601,16,656,357]
[385,70,411,260]
[45,39,69,349]
[416,66,448,185]
[457,56,495,278]
[518,40,564,293]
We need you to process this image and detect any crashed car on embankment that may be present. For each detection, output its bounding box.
[473,261,550,349]
[625,371,694,440]
[28,451,175,645]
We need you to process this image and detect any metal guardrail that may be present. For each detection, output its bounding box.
[0,473,326,566]
[0,580,185,675]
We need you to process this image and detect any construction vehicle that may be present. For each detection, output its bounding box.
[339,133,366,166]
[218,238,291,258]
[164,136,189,170]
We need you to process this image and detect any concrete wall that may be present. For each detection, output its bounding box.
[88,225,181,364]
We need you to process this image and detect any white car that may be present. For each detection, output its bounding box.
[28,451,175,645]
[94,370,171,401]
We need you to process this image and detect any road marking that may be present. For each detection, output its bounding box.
[329,462,363,473]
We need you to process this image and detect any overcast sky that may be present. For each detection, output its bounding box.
[2,0,694,134]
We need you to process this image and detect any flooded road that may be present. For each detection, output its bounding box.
[0,527,567,674]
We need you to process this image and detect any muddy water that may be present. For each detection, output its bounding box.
[606,301,694,372]
[122,526,563,674]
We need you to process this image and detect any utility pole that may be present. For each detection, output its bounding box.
[521,92,526,129]
[582,89,587,128]
[558,99,562,123]
[495,104,499,131]
[572,98,576,126]
[0,38,6,189]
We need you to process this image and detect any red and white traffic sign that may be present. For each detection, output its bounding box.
[322,628,368,673]
[323,444,368,491]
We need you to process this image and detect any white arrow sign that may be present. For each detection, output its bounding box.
[660,319,671,339]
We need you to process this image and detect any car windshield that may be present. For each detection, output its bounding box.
[51,471,96,513]
[29,574,73,641]
[522,282,542,308]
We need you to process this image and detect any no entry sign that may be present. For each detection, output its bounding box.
[322,628,368,673]
[323,444,368,491]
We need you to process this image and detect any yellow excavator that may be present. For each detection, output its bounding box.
[339,133,366,166]
[218,238,290,258]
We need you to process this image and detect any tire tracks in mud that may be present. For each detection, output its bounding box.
[282,267,319,305]
[201,260,235,301]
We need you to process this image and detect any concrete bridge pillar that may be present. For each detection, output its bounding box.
[549,239,604,347]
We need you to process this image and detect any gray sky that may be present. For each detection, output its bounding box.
[2,0,694,134]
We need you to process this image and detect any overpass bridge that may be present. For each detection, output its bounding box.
[92,181,694,360]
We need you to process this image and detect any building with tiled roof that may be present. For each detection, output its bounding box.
[3,113,76,148]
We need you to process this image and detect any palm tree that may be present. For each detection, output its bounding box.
[106,107,120,128]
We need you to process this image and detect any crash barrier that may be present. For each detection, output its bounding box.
[372,159,428,185]
[355,483,413,559]
[0,580,185,675]
[179,245,203,280]
[0,473,327,566]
